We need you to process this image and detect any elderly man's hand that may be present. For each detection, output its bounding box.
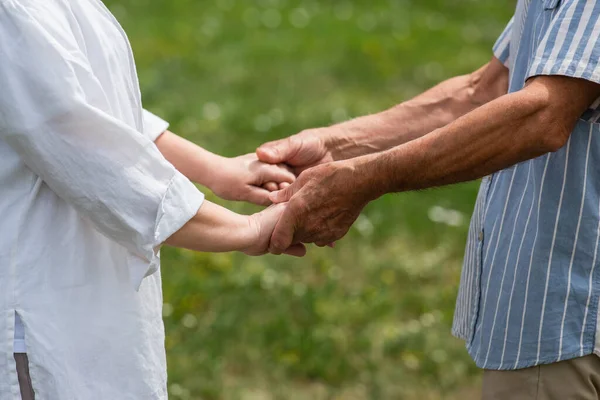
[256,128,336,173]
[242,203,307,257]
[266,159,375,253]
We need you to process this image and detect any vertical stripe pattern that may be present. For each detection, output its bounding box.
[454,0,600,370]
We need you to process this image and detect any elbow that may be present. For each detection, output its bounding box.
[539,128,570,153]
[520,90,572,154]
[535,106,572,153]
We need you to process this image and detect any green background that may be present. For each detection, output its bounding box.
[105,0,514,398]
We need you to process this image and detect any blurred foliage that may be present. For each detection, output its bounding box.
[105,0,514,398]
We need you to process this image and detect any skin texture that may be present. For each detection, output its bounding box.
[165,201,306,257]
[156,130,294,206]
[257,57,510,169]
[258,58,600,253]
[154,130,303,257]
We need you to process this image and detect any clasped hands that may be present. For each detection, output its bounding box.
[234,127,375,258]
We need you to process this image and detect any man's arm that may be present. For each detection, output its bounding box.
[361,75,598,192]
[257,57,509,170]
[329,57,510,160]
[267,75,600,250]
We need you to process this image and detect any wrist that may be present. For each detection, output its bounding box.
[324,127,352,161]
[327,112,393,160]
[233,214,259,253]
[202,153,231,190]
[166,201,254,253]
[347,152,393,201]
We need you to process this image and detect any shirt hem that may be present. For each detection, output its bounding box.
[459,334,596,371]
[471,348,594,371]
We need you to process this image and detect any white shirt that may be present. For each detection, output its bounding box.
[0,0,205,398]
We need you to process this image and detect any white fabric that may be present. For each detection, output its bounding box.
[0,0,205,398]
[13,313,25,354]
[11,109,172,355]
[143,109,170,142]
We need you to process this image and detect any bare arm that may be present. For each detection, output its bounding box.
[155,131,228,186]
[165,201,305,256]
[257,57,509,169]
[267,75,600,250]
[156,130,295,205]
[152,132,306,256]
[153,133,306,255]
[357,75,599,194]
[329,57,510,159]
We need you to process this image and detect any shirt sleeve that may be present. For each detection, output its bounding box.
[0,1,204,290]
[493,16,514,67]
[143,109,170,142]
[526,0,600,121]
[527,1,600,84]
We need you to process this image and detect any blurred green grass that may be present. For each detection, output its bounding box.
[106,0,514,398]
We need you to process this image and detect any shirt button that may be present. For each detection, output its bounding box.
[478,230,484,242]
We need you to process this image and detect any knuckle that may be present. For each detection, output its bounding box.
[297,169,308,180]
[287,136,301,149]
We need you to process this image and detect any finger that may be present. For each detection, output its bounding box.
[259,163,296,185]
[269,207,297,255]
[269,183,299,204]
[245,187,273,206]
[277,163,300,177]
[256,138,295,164]
[283,243,307,257]
[315,239,337,247]
[262,182,279,191]
[279,182,290,190]
[277,163,296,175]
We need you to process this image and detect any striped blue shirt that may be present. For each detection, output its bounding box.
[453,0,600,370]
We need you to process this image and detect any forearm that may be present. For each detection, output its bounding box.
[155,130,225,187]
[165,200,251,252]
[356,76,594,198]
[328,59,509,160]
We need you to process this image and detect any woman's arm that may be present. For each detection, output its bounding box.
[155,130,295,205]
[165,201,306,257]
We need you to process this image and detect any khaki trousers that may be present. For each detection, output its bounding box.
[14,354,35,400]
[483,354,600,400]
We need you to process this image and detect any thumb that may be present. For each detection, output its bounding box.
[257,137,296,164]
[283,243,307,257]
[268,183,297,204]
[244,187,273,206]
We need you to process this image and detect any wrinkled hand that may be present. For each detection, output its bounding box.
[210,153,295,206]
[242,203,307,257]
[267,160,373,253]
[256,128,336,174]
